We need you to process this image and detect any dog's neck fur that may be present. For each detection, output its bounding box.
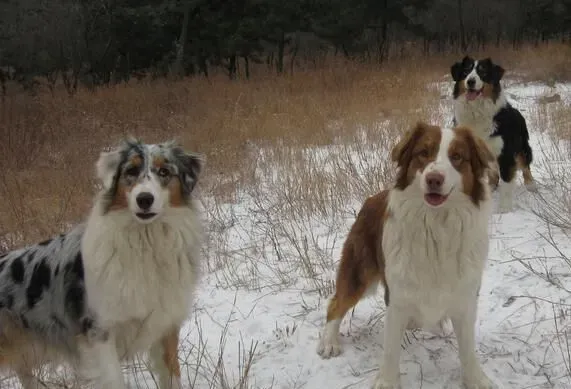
[382,181,491,327]
[387,180,491,243]
[453,90,507,140]
[81,198,202,355]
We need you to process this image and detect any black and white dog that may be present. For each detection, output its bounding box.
[0,138,204,389]
[451,56,537,213]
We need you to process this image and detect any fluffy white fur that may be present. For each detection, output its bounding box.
[454,91,507,158]
[372,129,494,389]
[78,199,202,389]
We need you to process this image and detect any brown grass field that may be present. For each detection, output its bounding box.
[2,42,570,248]
[0,42,571,388]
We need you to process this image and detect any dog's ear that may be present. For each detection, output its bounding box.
[463,127,496,177]
[450,62,463,82]
[492,64,505,82]
[461,56,473,65]
[480,58,505,82]
[392,122,431,190]
[391,122,429,167]
[173,147,204,194]
[96,148,123,191]
[451,56,473,81]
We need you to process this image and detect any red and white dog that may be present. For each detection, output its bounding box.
[317,122,496,389]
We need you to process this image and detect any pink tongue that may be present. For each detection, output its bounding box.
[425,193,446,206]
[466,91,480,101]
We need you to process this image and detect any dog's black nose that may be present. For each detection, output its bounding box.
[467,78,476,88]
[426,172,444,191]
[136,192,154,210]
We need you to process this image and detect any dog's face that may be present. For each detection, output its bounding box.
[392,122,494,207]
[450,56,505,101]
[95,139,204,223]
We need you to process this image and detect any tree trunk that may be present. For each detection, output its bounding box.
[290,37,299,75]
[228,55,237,80]
[458,0,467,52]
[172,1,191,78]
[244,56,250,79]
[198,56,208,78]
[277,32,285,74]
[378,0,390,63]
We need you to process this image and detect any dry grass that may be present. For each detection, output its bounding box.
[0,55,447,249]
[0,50,447,389]
[2,42,571,387]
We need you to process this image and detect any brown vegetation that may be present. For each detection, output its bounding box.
[0,43,570,248]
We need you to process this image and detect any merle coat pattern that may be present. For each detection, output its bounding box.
[0,138,204,389]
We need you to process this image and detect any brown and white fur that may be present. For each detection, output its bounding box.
[317,123,496,389]
[0,138,204,389]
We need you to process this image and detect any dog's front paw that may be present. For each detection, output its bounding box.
[463,370,495,389]
[372,372,400,389]
[525,181,538,193]
[316,334,341,359]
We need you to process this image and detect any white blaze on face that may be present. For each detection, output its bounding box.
[127,162,169,223]
[464,60,484,101]
[419,128,463,207]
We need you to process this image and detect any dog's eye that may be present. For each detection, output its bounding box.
[125,167,140,177]
[450,153,463,162]
[157,168,171,178]
[417,149,429,158]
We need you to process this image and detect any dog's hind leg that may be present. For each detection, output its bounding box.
[516,153,537,192]
[150,327,182,389]
[316,240,382,359]
[498,154,517,213]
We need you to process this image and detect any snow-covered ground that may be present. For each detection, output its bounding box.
[154,79,571,389]
[5,80,570,389]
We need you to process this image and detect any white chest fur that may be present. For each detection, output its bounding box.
[454,97,497,138]
[454,95,506,157]
[81,206,202,355]
[382,190,491,328]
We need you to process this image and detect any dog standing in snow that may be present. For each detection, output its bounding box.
[0,138,204,389]
[317,122,496,389]
[451,56,537,213]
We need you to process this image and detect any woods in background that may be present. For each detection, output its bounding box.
[0,0,570,93]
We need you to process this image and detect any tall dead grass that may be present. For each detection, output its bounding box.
[0,55,446,249]
[1,42,571,388]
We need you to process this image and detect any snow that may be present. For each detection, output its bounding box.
[4,80,570,389]
[158,79,571,389]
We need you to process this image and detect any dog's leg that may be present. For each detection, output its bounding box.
[77,334,125,389]
[519,160,537,192]
[150,327,182,389]
[516,151,537,192]
[372,304,408,389]
[521,166,537,192]
[317,276,380,358]
[487,162,500,192]
[450,300,493,389]
[497,155,516,213]
[498,179,515,213]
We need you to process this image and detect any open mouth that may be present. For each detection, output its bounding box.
[424,193,449,207]
[136,212,157,220]
[465,88,483,101]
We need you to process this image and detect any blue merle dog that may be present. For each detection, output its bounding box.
[0,138,204,389]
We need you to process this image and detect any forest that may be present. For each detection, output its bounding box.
[0,0,570,93]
